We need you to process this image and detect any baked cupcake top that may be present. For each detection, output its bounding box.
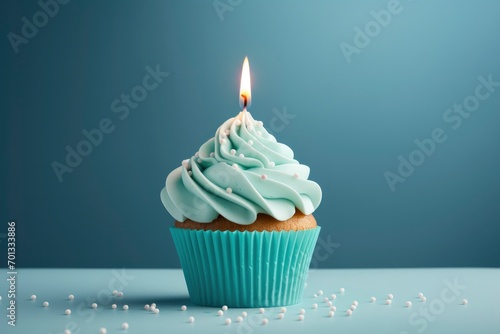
[161,110,322,225]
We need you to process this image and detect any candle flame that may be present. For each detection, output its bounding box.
[239,57,251,109]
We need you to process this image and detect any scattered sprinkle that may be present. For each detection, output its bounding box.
[235,120,241,126]
[236,316,243,322]
[123,305,129,310]
[68,294,74,300]
[221,133,227,139]
[312,303,318,309]
[43,301,49,307]
[418,293,424,298]
[242,311,248,318]
[353,300,359,306]
[31,295,37,300]
[313,294,318,298]
[318,290,324,296]
[91,303,97,309]
[154,308,160,314]
[117,292,124,298]
[99,328,107,334]
[280,307,287,313]
[222,305,228,311]
[225,318,232,325]
[111,304,117,309]
[269,162,275,167]
[406,301,412,308]
[122,322,129,330]
[232,164,238,169]
[112,290,118,296]
[262,318,269,325]
[278,313,284,319]
[197,158,202,163]
[188,171,193,176]
[151,306,157,312]
[330,306,337,312]
[230,149,236,155]
[350,305,357,311]
[327,301,333,307]
[462,299,468,305]
[225,130,230,135]
[151,303,156,308]
[248,140,253,146]
[370,297,376,303]
[259,308,265,314]
[239,153,245,158]
[181,305,187,311]
[144,304,150,311]
[339,288,345,294]
[386,299,392,305]
[331,294,337,300]
[420,296,427,302]
[217,310,223,316]
[299,309,306,315]
[65,309,71,315]
[257,121,263,127]
[298,314,305,321]
[323,297,329,302]
[226,188,232,194]
[261,174,267,180]
[346,309,352,316]
[388,294,394,300]
[220,139,226,145]
[188,316,195,323]
[64,330,71,334]
[210,152,214,157]
[182,160,190,169]
[329,311,335,317]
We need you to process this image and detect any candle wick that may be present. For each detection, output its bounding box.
[241,94,248,109]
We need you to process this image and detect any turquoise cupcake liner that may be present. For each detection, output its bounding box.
[170,226,320,308]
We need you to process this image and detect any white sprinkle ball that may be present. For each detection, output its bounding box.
[339,288,345,294]
[298,314,305,321]
[144,304,150,310]
[154,308,160,314]
[217,310,223,316]
[195,151,199,157]
[299,308,306,315]
[280,307,287,313]
[222,305,228,311]
[221,132,227,139]
[327,301,333,307]
[406,301,412,308]
[225,129,230,135]
[278,313,284,319]
[353,300,359,306]
[269,161,275,167]
[123,305,129,310]
[261,174,267,180]
[210,152,214,157]
[111,304,117,309]
[388,294,394,300]
[232,163,238,169]
[312,303,318,309]
[225,318,232,325]
[370,297,376,303]
[65,309,71,315]
[346,309,353,316]
[181,305,187,311]
[330,306,337,312]
[257,121,263,127]
[220,139,226,145]
[230,149,236,155]
[236,316,243,323]
[31,295,37,300]
[328,311,335,317]
[259,307,265,314]
[43,301,49,307]
[313,294,318,298]
[262,318,269,325]
[331,294,337,300]
[99,328,107,334]
[242,311,248,317]
[350,305,357,311]
[64,330,71,334]
[421,296,427,302]
[462,299,468,305]
[151,303,156,308]
[418,293,424,298]
[197,158,202,164]
[248,140,253,146]
[187,170,193,176]
[188,316,195,323]
[122,322,129,330]
[239,153,244,158]
[386,299,392,305]
[226,187,232,194]
[151,306,157,312]
[91,303,97,309]
[235,119,241,126]
[68,294,74,300]
[318,290,324,296]
[323,297,329,302]
[117,292,124,297]
[112,290,118,296]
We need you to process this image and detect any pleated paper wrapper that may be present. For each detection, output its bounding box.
[170,226,320,307]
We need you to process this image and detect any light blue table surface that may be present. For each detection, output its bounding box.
[1,268,498,334]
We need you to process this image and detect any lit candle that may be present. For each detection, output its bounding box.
[239,57,251,110]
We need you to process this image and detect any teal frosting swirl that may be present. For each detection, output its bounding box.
[160,111,322,225]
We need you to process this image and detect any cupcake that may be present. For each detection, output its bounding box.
[161,109,322,307]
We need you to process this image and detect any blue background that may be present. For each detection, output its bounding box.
[1,0,499,268]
